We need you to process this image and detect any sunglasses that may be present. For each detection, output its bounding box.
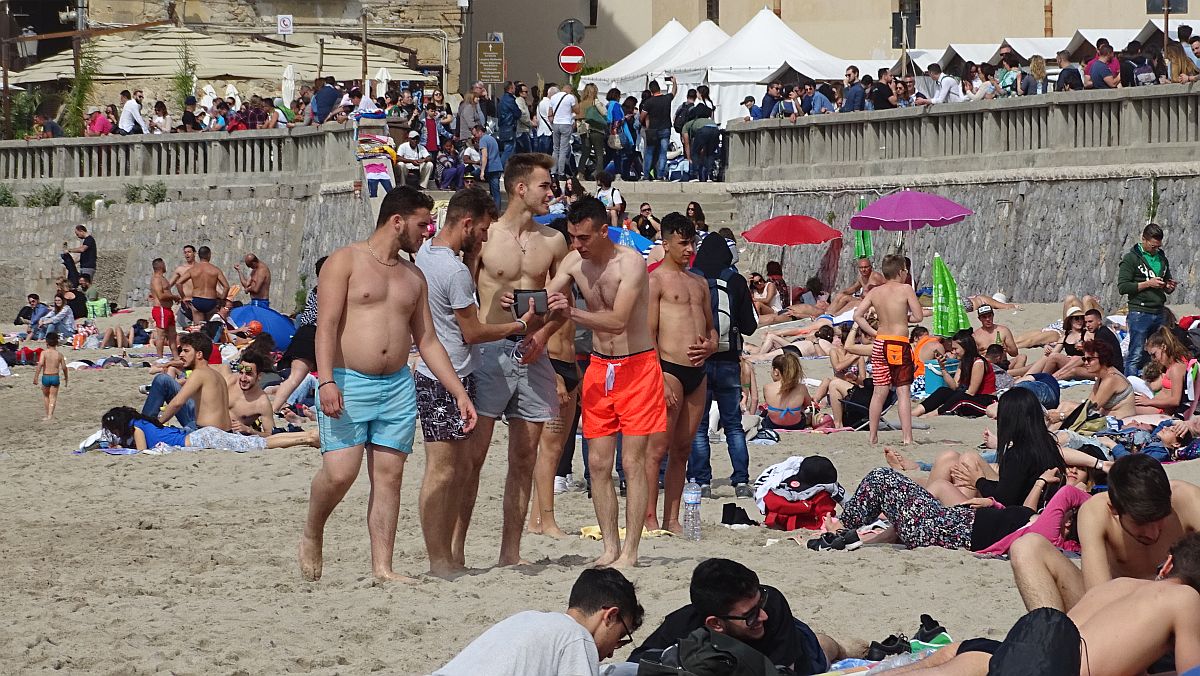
[237,365,257,375]
[617,614,635,648]
[1081,356,1097,364]
[640,207,651,213]
[717,588,768,628]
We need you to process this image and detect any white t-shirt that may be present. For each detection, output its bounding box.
[434,611,599,676]
[549,92,577,125]
[536,97,554,137]
[597,186,624,211]
[462,145,481,165]
[119,99,146,133]
[398,142,430,162]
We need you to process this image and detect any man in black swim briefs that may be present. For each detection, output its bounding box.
[645,213,717,533]
[171,245,229,319]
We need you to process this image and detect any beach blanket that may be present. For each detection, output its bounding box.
[1056,379,1095,388]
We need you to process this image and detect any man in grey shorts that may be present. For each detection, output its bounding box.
[473,153,570,566]
[414,188,539,577]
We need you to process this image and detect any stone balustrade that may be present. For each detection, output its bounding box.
[0,124,359,197]
[725,83,1200,183]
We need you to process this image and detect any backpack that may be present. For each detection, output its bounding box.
[637,627,785,676]
[673,101,695,134]
[699,267,739,353]
[987,607,1080,675]
[1132,56,1156,85]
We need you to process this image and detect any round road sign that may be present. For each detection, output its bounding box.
[558,18,586,45]
[559,45,585,75]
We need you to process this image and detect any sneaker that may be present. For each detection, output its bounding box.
[911,614,953,651]
[864,634,910,661]
[836,528,863,551]
[734,483,754,498]
[699,484,712,499]
[806,532,845,551]
[138,384,150,395]
[553,476,569,495]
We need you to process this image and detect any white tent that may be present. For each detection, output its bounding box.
[937,43,1002,74]
[584,19,689,93]
[671,8,844,123]
[890,49,945,74]
[1065,21,1168,61]
[998,37,1070,63]
[643,20,731,77]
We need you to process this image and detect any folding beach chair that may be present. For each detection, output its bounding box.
[840,380,898,432]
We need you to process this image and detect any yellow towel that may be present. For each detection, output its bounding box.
[579,526,675,541]
[225,284,242,300]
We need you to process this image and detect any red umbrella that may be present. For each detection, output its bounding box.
[742,215,842,246]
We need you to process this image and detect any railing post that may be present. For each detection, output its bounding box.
[208,138,227,182]
[54,144,70,180]
[281,132,299,173]
[862,119,879,164]
[1048,98,1071,150]
[1120,91,1143,146]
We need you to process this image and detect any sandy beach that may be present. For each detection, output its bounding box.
[3,301,1199,674]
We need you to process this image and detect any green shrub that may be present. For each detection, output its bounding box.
[294,274,309,315]
[0,185,16,207]
[25,185,65,208]
[70,191,110,216]
[123,184,144,203]
[144,181,168,205]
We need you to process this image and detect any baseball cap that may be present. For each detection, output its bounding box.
[742,95,756,105]
[86,106,100,115]
[408,130,420,139]
[976,304,994,316]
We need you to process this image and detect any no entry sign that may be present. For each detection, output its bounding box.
[559,45,585,75]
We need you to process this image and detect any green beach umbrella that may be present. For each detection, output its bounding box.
[931,252,971,337]
[853,195,873,258]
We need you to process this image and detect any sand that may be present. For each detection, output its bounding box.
[3,301,1199,674]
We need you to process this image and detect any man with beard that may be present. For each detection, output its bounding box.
[223,350,276,437]
[299,186,477,582]
[415,188,540,577]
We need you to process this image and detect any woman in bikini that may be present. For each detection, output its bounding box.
[751,324,833,360]
[1134,327,1195,417]
[761,352,814,431]
[1015,294,1101,349]
[812,325,870,427]
[1050,339,1137,423]
[1024,306,1087,377]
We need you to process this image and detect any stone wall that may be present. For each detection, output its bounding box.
[0,189,370,316]
[733,164,1200,308]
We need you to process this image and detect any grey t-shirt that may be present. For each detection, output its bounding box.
[415,240,477,378]
[433,611,599,676]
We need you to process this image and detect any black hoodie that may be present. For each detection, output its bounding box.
[691,233,757,362]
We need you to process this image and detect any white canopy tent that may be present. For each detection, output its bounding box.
[583,19,689,94]
[890,49,945,75]
[1065,20,1168,61]
[997,37,1070,64]
[937,43,1003,75]
[671,8,845,123]
[641,20,731,83]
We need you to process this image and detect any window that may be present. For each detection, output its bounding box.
[706,0,720,23]
[588,0,598,26]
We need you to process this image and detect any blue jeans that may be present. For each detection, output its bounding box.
[141,373,196,430]
[288,373,318,408]
[690,126,720,182]
[38,318,74,339]
[367,177,393,197]
[534,134,552,154]
[1125,310,1163,376]
[485,171,503,208]
[498,136,516,169]
[644,128,670,180]
[689,360,750,486]
[515,132,532,153]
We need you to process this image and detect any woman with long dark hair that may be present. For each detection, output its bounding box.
[686,201,706,232]
[102,406,317,451]
[911,333,997,417]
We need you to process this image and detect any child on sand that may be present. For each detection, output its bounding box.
[34,332,66,420]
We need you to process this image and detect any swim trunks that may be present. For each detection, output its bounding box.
[473,337,558,422]
[550,358,582,393]
[151,306,174,330]
[316,366,417,454]
[871,334,915,388]
[415,371,477,443]
[191,297,219,315]
[660,359,706,396]
[249,298,270,309]
[582,349,668,439]
[40,374,60,388]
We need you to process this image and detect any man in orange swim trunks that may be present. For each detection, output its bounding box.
[546,196,665,568]
[853,254,924,445]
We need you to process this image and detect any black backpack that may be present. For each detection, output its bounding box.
[673,101,695,133]
[987,607,1080,676]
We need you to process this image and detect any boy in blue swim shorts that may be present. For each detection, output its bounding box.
[317,367,418,454]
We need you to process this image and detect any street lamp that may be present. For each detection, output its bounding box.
[15,26,35,59]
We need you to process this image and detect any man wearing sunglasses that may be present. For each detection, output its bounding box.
[223,350,275,437]
[628,558,844,674]
[436,567,643,675]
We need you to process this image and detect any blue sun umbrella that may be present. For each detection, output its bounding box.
[609,226,654,254]
[230,305,296,351]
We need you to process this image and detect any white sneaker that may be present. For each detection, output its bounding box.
[554,476,569,495]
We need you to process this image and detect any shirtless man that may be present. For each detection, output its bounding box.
[158,332,232,431]
[1010,454,1200,612]
[223,350,275,437]
[545,196,666,567]
[893,533,1200,676]
[149,258,179,358]
[646,213,716,533]
[173,245,229,319]
[827,257,885,315]
[235,254,272,309]
[472,153,569,566]
[853,254,923,445]
[300,186,476,583]
[971,305,1025,370]
[172,244,196,326]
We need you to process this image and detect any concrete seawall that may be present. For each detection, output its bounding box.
[0,189,370,314]
[733,163,1200,308]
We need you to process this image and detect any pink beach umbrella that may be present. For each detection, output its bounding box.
[849,190,974,232]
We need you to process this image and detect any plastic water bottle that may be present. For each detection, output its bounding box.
[683,481,702,541]
[865,648,937,673]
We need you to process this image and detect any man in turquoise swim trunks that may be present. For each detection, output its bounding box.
[299,186,477,583]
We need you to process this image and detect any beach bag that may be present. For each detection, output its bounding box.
[86,299,109,318]
[1061,401,1108,435]
[987,608,1080,675]
[638,627,784,676]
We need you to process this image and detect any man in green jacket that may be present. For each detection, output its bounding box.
[1117,223,1175,376]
